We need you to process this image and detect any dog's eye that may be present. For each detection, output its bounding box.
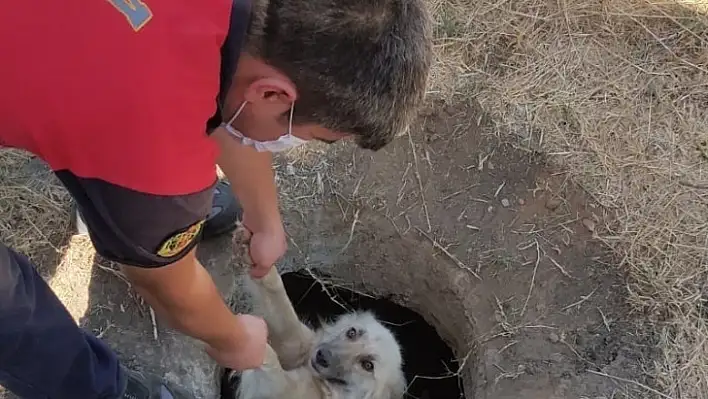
[361,360,375,372]
[346,327,358,340]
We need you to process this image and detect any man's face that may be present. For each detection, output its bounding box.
[288,124,350,145]
[225,54,351,148]
[227,106,349,144]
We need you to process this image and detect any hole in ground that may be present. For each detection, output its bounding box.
[220,270,465,399]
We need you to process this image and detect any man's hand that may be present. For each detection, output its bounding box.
[248,229,286,278]
[205,314,268,371]
[235,219,287,279]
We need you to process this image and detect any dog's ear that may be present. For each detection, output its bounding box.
[377,371,407,399]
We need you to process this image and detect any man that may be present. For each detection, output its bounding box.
[0,0,432,398]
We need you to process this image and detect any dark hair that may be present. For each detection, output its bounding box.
[245,0,433,150]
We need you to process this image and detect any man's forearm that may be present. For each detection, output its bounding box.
[210,128,282,232]
[121,252,245,351]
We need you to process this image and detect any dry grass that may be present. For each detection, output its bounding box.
[427,0,708,397]
[0,150,72,267]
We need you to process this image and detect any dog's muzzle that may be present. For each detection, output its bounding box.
[311,347,348,386]
[314,347,333,368]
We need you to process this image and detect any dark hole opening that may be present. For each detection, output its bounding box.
[221,270,465,398]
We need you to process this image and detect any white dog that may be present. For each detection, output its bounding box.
[224,265,407,399]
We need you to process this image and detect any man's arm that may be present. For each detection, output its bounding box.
[56,171,267,371]
[209,128,287,277]
[120,250,237,347]
[210,127,282,233]
[120,249,256,354]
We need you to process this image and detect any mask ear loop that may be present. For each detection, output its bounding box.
[227,101,249,126]
[287,102,294,136]
[269,102,297,145]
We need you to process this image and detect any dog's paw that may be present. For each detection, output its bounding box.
[257,265,285,290]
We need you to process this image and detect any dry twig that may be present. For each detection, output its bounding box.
[415,227,481,280]
[587,370,674,399]
[149,307,159,342]
[407,130,432,232]
[521,239,541,317]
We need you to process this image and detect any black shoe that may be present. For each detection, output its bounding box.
[72,180,243,240]
[120,367,193,399]
[202,180,243,240]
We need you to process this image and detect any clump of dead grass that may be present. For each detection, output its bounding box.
[0,149,72,267]
[427,0,708,396]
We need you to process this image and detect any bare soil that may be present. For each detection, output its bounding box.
[271,96,660,398]
[1,99,659,398]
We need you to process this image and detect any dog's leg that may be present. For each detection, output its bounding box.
[238,344,288,399]
[262,343,282,368]
[238,343,321,399]
[247,266,316,369]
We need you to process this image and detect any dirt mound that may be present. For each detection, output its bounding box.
[269,99,658,398]
[430,1,708,396]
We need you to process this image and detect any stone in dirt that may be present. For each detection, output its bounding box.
[546,197,562,211]
[582,218,596,232]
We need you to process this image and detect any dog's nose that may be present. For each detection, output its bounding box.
[315,348,332,368]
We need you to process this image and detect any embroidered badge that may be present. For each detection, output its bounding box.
[156,220,205,257]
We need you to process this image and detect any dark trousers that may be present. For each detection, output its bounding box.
[0,242,125,399]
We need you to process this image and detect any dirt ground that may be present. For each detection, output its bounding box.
[1,95,659,399]
[272,96,661,398]
[4,1,707,397]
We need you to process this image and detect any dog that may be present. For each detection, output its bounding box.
[224,264,407,399]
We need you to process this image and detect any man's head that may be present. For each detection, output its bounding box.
[224,0,433,151]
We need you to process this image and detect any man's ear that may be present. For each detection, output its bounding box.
[243,77,297,118]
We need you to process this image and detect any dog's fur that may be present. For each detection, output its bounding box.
[227,266,406,399]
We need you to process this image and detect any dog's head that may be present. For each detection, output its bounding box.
[310,311,406,399]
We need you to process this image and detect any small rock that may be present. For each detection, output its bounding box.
[419,107,435,117]
[501,198,510,207]
[549,332,560,343]
[285,164,296,175]
[518,198,526,206]
[575,334,585,346]
[487,161,495,170]
[487,206,494,213]
[582,218,596,232]
[550,353,564,363]
[545,198,561,210]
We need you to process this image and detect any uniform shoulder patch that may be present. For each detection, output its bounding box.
[157,220,205,258]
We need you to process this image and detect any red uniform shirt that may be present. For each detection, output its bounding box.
[0,0,233,196]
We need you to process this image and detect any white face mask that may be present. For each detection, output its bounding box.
[221,101,308,153]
